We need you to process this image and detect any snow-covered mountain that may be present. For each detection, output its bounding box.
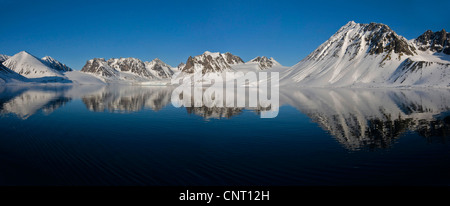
[144,58,174,79]
[222,52,245,65]
[414,29,449,54]
[1,22,448,88]
[81,57,174,83]
[41,56,73,72]
[0,51,105,85]
[107,57,153,79]
[180,51,244,74]
[2,51,66,79]
[282,21,450,87]
[81,58,118,78]
[245,56,282,70]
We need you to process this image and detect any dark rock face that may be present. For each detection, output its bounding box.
[81,58,116,77]
[365,23,416,56]
[108,58,154,79]
[181,52,232,74]
[81,57,174,79]
[145,58,174,79]
[182,56,196,73]
[107,58,145,72]
[181,52,243,74]
[415,29,450,54]
[222,52,244,65]
[41,56,73,72]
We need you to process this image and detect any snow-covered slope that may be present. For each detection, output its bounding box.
[229,56,287,75]
[64,70,105,85]
[283,21,450,87]
[0,63,29,84]
[2,51,65,79]
[81,57,174,83]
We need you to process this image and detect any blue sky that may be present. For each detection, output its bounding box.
[0,0,449,69]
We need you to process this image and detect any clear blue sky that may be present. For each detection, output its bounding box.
[1,0,449,69]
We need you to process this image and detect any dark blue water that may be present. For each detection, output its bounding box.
[0,85,449,185]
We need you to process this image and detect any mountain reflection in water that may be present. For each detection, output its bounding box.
[0,85,449,151]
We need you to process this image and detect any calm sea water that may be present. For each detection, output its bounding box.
[0,85,449,185]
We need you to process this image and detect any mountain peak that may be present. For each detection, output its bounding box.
[202,51,222,58]
[306,21,416,63]
[177,62,185,70]
[344,20,357,27]
[15,51,40,60]
[364,22,392,33]
[18,51,31,55]
[3,51,64,78]
[145,58,173,79]
[248,56,281,70]
[41,56,72,72]
[150,58,169,66]
[415,29,449,54]
[42,56,54,61]
[181,51,243,74]
[337,21,360,32]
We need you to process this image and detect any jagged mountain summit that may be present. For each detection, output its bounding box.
[222,52,245,65]
[247,56,282,70]
[180,51,244,74]
[176,62,185,71]
[107,57,152,79]
[0,54,10,63]
[283,21,450,87]
[414,29,449,54]
[41,56,72,72]
[81,57,174,83]
[144,58,174,79]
